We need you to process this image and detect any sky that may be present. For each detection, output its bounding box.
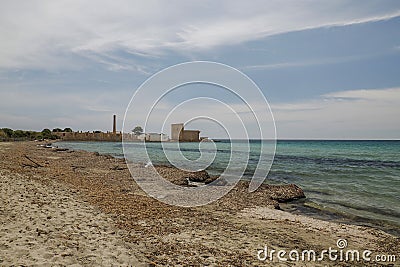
[0,0,399,139]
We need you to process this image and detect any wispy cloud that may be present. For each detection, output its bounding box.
[0,88,129,131]
[242,49,399,70]
[242,56,363,70]
[123,87,400,139]
[0,0,399,70]
[272,87,400,139]
[1,1,399,139]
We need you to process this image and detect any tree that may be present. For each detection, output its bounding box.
[0,130,7,140]
[41,128,52,139]
[13,130,26,138]
[1,128,13,138]
[52,128,63,132]
[0,128,59,141]
[132,126,143,135]
[63,127,73,132]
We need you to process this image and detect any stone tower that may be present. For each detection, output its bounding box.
[171,123,184,141]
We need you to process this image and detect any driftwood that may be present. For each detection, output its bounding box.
[53,148,69,152]
[22,163,38,168]
[111,165,127,171]
[71,165,85,171]
[24,155,44,168]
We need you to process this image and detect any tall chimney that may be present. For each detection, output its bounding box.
[113,114,116,134]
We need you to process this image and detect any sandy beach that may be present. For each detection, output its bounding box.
[0,141,399,266]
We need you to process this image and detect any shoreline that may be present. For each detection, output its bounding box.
[282,199,400,237]
[54,140,400,237]
[1,141,399,266]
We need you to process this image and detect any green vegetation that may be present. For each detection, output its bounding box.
[0,130,8,139]
[132,125,143,135]
[0,127,73,141]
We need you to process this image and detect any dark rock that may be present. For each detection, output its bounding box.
[53,148,69,152]
[213,181,305,211]
[263,183,305,202]
[103,154,114,159]
[154,165,214,187]
[111,165,127,171]
[154,165,188,186]
[185,170,210,182]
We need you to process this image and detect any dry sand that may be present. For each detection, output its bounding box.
[0,141,399,266]
[0,169,144,266]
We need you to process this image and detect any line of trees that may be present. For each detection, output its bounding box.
[0,127,73,141]
[52,128,73,133]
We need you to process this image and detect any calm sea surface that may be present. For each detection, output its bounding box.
[56,140,400,233]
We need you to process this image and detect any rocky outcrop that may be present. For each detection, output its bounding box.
[258,183,305,202]
[153,165,305,207]
[154,165,218,186]
[211,181,306,211]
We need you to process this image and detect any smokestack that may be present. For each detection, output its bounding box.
[113,114,116,134]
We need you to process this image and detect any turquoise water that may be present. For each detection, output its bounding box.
[56,140,400,231]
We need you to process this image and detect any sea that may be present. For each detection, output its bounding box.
[55,140,400,235]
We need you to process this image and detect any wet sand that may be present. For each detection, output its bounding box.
[0,141,398,266]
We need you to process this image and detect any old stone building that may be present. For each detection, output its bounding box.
[54,114,122,142]
[170,123,200,142]
[55,117,200,142]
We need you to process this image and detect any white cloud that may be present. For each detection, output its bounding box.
[0,0,399,70]
[241,53,382,70]
[272,87,400,139]
[0,88,129,131]
[323,87,400,101]
[123,88,400,139]
[1,84,399,139]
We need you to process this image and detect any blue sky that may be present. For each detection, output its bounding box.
[0,0,399,139]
